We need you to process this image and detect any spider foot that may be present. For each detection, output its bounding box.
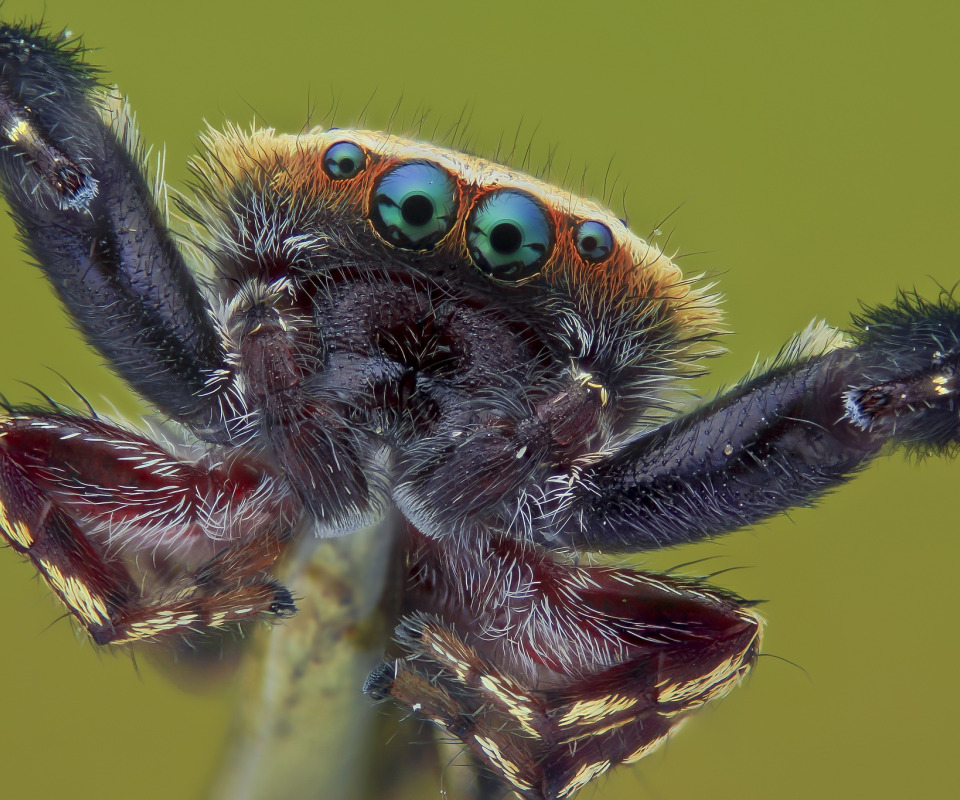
[843,290,960,450]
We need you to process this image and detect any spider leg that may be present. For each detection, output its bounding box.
[0,26,231,438]
[557,292,960,550]
[0,411,297,644]
[366,528,761,800]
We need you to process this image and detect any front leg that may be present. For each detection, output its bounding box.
[0,25,232,438]
[559,294,960,550]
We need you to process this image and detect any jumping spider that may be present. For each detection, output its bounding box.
[0,20,958,800]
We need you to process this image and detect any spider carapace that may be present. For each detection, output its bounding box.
[0,21,957,800]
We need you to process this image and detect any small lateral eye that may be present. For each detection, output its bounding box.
[323,141,366,180]
[467,190,552,280]
[574,220,614,262]
[370,162,458,250]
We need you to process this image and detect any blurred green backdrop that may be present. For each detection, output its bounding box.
[0,1,957,798]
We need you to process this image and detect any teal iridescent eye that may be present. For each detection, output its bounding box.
[575,220,614,262]
[467,190,552,280]
[323,141,366,180]
[370,162,458,250]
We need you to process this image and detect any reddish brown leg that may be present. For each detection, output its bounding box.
[366,530,762,800]
[0,412,298,644]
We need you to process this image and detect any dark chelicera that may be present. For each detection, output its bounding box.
[0,21,958,800]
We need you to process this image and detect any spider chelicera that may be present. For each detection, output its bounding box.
[0,20,957,800]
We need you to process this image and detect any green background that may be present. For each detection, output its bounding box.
[0,1,957,798]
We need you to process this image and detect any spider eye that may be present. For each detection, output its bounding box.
[574,220,614,262]
[370,162,458,250]
[467,190,553,280]
[323,141,366,180]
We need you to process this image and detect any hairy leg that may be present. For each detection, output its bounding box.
[367,528,761,800]
[558,295,960,549]
[0,26,232,437]
[0,411,296,643]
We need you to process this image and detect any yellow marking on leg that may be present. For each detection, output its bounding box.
[473,735,531,792]
[422,629,474,682]
[209,611,230,627]
[38,559,110,627]
[5,118,31,143]
[558,694,636,727]
[560,715,635,744]
[118,612,202,642]
[656,655,744,705]
[622,734,668,765]
[557,760,611,798]
[479,674,539,737]
[5,520,34,549]
[0,500,33,548]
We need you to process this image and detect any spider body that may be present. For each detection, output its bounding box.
[0,21,957,800]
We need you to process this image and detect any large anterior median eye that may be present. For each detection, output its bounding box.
[323,141,366,180]
[370,162,458,250]
[574,220,614,262]
[467,190,552,280]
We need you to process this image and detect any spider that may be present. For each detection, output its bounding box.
[0,19,958,800]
